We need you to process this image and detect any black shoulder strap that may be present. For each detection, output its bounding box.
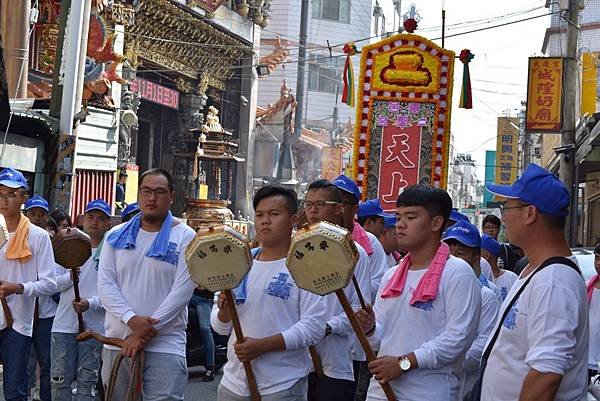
[482,256,579,361]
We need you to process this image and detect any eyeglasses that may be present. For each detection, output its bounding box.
[499,203,531,215]
[303,200,339,210]
[0,192,20,202]
[139,187,170,198]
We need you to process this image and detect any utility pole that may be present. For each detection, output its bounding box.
[294,0,309,137]
[49,0,71,118]
[561,0,580,245]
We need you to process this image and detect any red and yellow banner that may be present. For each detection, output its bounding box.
[526,57,563,132]
[321,147,343,180]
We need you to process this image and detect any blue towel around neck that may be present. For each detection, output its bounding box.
[232,247,261,305]
[106,211,174,262]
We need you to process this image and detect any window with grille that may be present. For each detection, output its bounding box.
[307,55,342,94]
[312,0,351,24]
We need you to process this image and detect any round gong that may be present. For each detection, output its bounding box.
[286,221,359,296]
[185,225,252,292]
[52,227,92,269]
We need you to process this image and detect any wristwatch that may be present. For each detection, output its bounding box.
[15,283,24,295]
[398,355,411,372]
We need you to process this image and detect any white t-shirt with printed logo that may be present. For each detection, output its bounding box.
[366,255,482,401]
[52,251,105,334]
[211,257,326,396]
[481,261,589,401]
[493,269,518,302]
[98,223,196,357]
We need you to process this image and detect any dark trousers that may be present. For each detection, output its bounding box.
[1,327,32,401]
[353,360,371,401]
[29,316,53,401]
[308,372,355,401]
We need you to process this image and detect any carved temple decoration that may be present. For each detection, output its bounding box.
[128,0,249,81]
[232,0,271,27]
[256,81,297,124]
[258,36,289,74]
[37,0,61,73]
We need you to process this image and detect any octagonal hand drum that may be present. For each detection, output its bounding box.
[286,221,359,296]
[52,227,92,269]
[185,225,252,292]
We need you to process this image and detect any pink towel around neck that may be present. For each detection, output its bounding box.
[391,251,403,263]
[588,274,599,304]
[381,242,450,305]
[352,221,373,255]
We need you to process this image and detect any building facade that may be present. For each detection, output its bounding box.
[541,0,600,245]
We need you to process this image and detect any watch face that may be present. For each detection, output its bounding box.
[400,358,411,370]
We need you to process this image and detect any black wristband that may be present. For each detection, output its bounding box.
[365,323,376,336]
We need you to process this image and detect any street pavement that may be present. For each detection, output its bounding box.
[184,366,221,401]
[1,365,595,401]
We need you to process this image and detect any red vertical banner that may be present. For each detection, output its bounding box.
[378,124,421,212]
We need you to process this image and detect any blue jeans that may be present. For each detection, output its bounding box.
[28,316,53,401]
[101,349,188,401]
[50,333,102,401]
[191,295,215,367]
[0,327,32,401]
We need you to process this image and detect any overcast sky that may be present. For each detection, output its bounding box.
[393,0,549,179]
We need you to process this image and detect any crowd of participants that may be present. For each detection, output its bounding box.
[0,163,598,401]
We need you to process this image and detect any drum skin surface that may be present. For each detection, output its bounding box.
[286,222,358,296]
[185,225,252,292]
[52,228,92,269]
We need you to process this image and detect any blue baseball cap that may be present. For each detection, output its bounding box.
[120,202,139,219]
[358,199,388,218]
[481,234,501,257]
[384,215,396,229]
[443,220,481,248]
[332,175,361,202]
[84,199,111,217]
[485,163,569,217]
[449,209,469,223]
[24,195,49,212]
[0,168,28,190]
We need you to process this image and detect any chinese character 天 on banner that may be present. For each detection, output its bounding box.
[526,57,563,132]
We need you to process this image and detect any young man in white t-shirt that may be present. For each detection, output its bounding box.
[357,184,481,401]
[23,195,55,401]
[481,234,517,301]
[304,179,371,401]
[482,163,589,401]
[0,168,57,401]
[379,216,403,269]
[442,220,500,398]
[331,180,388,401]
[212,186,326,401]
[98,169,197,401]
[50,199,111,401]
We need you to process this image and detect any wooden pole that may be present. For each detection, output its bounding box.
[351,275,367,309]
[224,290,261,401]
[71,268,85,333]
[1,297,12,328]
[308,345,324,378]
[335,289,397,401]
